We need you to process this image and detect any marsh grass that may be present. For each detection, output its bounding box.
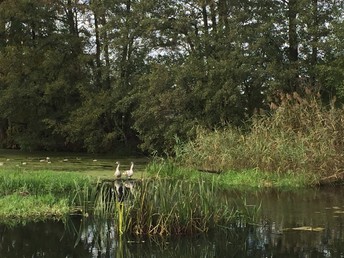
[0,169,93,222]
[0,169,91,195]
[91,178,258,236]
[0,194,70,222]
[175,91,344,182]
[146,160,312,188]
[0,167,259,234]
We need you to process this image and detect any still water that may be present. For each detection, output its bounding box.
[1,186,344,258]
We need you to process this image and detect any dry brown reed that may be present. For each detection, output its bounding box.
[176,90,344,178]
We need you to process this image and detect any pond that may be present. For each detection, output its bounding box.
[1,186,344,257]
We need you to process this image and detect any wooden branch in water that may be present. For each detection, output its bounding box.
[318,172,344,186]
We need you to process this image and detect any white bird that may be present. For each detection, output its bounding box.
[114,180,124,202]
[114,161,121,178]
[114,180,122,194]
[123,161,134,178]
[124,181,136,195]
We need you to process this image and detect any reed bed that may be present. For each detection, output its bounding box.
[91,178,258,236]
[175,91,344,180]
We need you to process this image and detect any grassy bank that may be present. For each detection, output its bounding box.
[146,160,315,188]
[0,149,149,179]
[173,92,344,185]
[0,168,92,224]
[0,167,259,234]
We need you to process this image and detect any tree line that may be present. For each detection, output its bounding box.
[0,0,343,154]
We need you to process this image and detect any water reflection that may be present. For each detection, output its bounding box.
[1,187,344,257]
[242,186,344,257]
[0,218,90,258]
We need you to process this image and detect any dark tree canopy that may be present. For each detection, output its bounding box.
[0,0,343,153]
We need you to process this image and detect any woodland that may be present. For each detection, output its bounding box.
[0,0,343,154]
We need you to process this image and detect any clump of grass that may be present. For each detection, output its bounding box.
[0,169,92,196]
[0,169,93,222]
[91,178,258,235]
[175,90,344,182]
[0,194,70,223]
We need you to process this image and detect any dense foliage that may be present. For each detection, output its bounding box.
[0,0,343,153]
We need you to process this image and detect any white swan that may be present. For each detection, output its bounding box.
[123,161,134,178]
[114,161,121,178]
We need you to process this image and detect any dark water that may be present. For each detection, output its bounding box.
[1,187,344,258]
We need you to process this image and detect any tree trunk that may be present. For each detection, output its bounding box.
[94,10,102,88]
[310,0,318,88]
[288,0,299,91]
[120,0,132,88]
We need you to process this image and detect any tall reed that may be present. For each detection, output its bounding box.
[91,178,257,235]
[175,91,344,179]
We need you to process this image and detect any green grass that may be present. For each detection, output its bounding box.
[0,194,70,223]
[217,169,316,188]
[0,149,149,179]
[0,157,262,234]
[146,160,316,189]
[0,169,94,223]
[0,149,145,225]
[0,145,316,230]
[91,177,259,236]
[0,169,92,195]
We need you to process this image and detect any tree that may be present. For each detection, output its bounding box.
[0,0,343,154]
[0,0,88,150]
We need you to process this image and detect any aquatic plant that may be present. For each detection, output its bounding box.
[91,178,258,236]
